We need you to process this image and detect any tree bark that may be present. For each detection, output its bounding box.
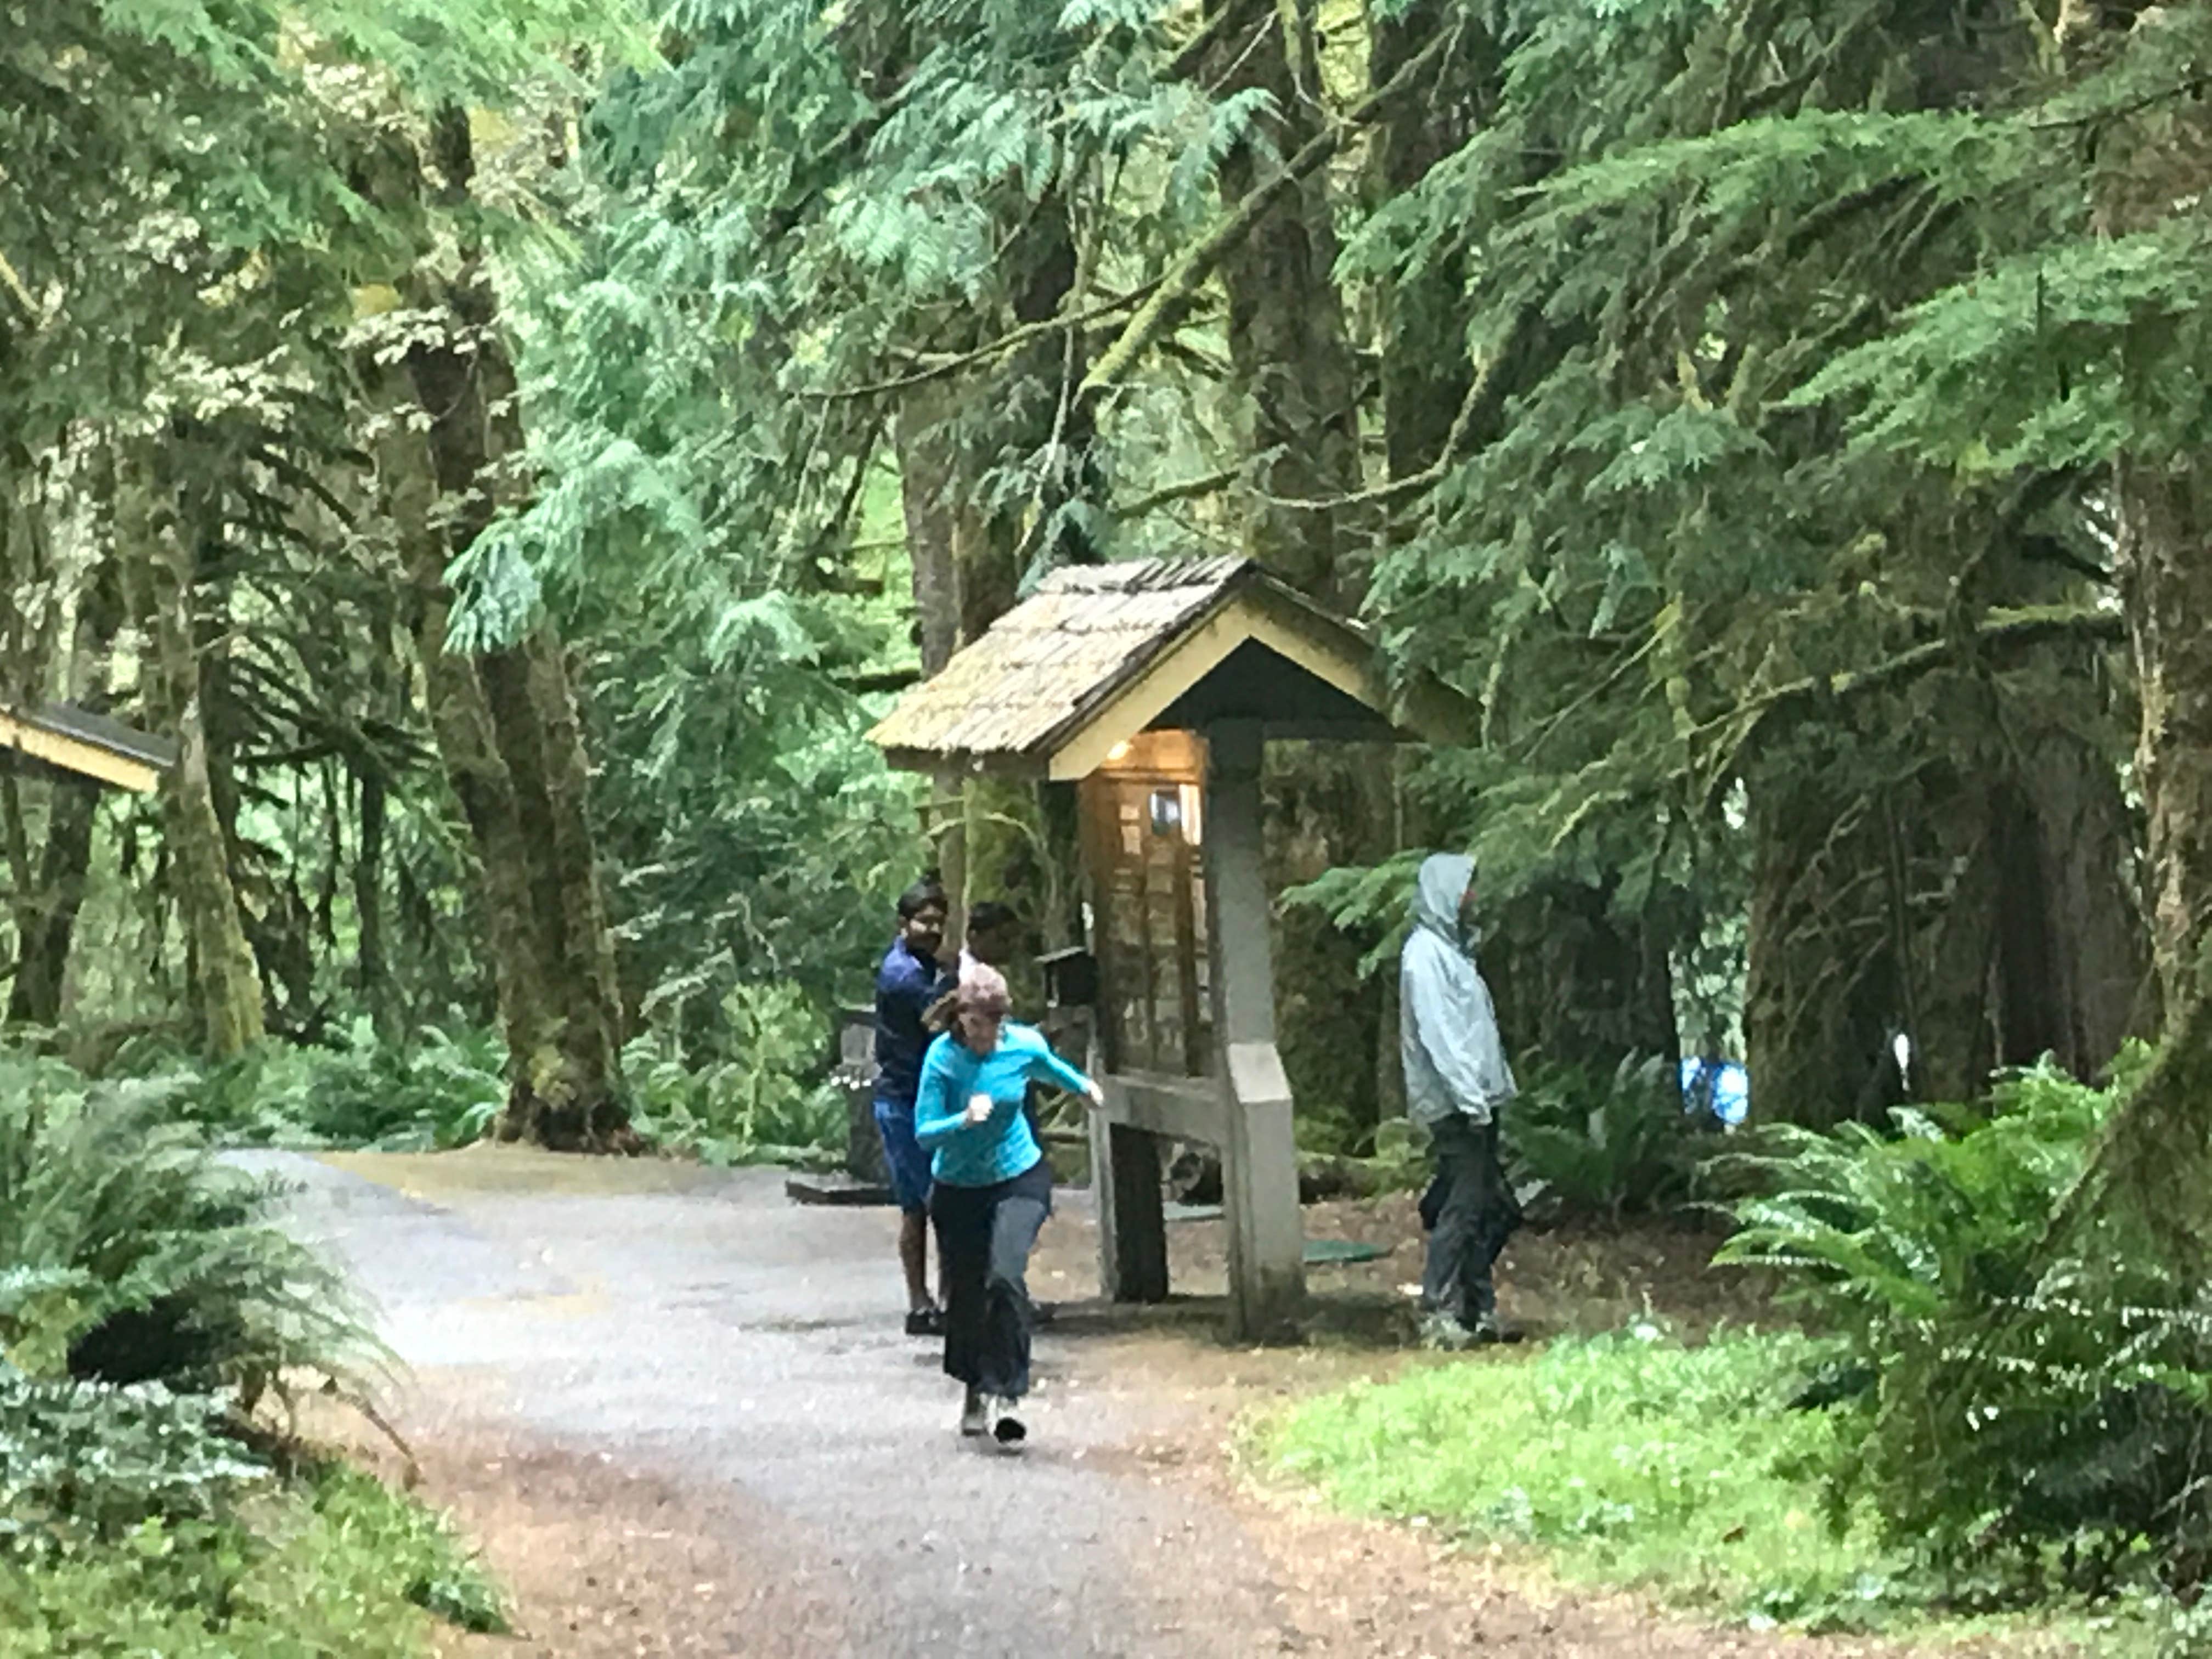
[1211,0,1368,607]
[1742,758,1904,1128]
[120,445,265,1059]
[1372,2,1492,483]
[7,551,126,1029]
[377,105,630,1148]
[2012,727,2149,1069]
[354,765,388,1031]
[8,779,97,1029]
[2118,465,2212,1017]
[894,194,1098,940]
[1486,879,1681,1078]
[380,369,627,1148]
[894,383,971,929]
[897,386,966,682]
[1743,684,2142,1126]
[1201,2,1399,1148]
[477,632,625,1125]
[2015,24,2212,1259]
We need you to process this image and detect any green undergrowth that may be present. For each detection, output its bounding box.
[21,987,852,1166]
[1256,1326,2175,1650]
[0,1437,504,1657]
[0,1049,503,1655]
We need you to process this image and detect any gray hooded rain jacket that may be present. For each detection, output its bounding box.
[1399,853,1517,1126]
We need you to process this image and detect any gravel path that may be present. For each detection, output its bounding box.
[250,1148,2070,1659]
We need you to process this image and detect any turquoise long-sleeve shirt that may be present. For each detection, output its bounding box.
[913,1023,1093,1188]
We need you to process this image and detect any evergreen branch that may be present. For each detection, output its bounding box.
[2028,75,2212,132]
[1512,615,1684,766]
[1153,334,1232,381]
[761,77,922,247]
[1166,0,1270,84]
[1079,29,1451,407]
[0,248,38,321]
[247,445,358,528]
[1260,306,1533,513]
[1701,605,2126,782]
[1202,10,1282,100]
[815,283,1159,400]
[1113,464,1245,520]
[834,667,922,695]
[821,419,881,552]
[2018,533,2112,585]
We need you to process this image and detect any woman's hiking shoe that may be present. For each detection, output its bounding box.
[991,1401,1028,1453]
[960,1387,990,1437]
[905,1304,946,1338]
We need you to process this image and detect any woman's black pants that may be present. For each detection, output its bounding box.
[930,1156,1053,1401]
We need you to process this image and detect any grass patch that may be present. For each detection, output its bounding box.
[1262,1325,1916,1628]
[0,1458,504,1657]
[1257,1324,2199,1650]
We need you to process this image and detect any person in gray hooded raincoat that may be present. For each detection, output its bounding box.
[1400,853,1520,1347]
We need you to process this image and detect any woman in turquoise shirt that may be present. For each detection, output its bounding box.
[915,963,1101,1448]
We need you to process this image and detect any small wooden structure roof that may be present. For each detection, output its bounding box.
[868,557,1469,781]
[0,703,176,793]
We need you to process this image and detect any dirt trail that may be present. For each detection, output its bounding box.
[260,1148,2068,1659]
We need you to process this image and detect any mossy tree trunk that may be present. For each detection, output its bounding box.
[7,551,126,1029]
[2046,33,2212,1255]
[380,108,628,1148]
[1743,692,2143,1127]
[120,444,264,1059]
[895,380,972,934]
[1194,0,1398,1150]
[1210,0,1367,607]
[2119,465,2212,1019]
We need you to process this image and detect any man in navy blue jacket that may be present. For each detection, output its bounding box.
[874,881,949,1333]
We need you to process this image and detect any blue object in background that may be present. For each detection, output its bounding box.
[1680,1057,1750,1127]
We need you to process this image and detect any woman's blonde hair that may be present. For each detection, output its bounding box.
[924,960,1012,1032]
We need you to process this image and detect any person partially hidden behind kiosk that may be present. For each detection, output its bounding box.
[873,879,950,1335]
[1401,853,1523,1350]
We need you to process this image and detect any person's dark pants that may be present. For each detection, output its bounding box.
[1420,1113,1518,1324]
[930,1156,1053,1401]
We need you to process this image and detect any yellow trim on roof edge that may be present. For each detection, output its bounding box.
[1045,591,1383,781]
[0,710,162,793]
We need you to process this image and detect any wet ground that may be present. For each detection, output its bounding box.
[252,1147,2073,1659]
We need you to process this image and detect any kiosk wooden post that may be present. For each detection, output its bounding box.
[1203,720,1305,1338]
[1091,1076,1171,1301]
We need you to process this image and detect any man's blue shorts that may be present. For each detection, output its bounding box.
[873,1097,934,1214]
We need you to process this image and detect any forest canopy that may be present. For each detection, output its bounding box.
[4,0,2207,1189]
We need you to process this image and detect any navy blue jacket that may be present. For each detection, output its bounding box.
[872,937,944,1112]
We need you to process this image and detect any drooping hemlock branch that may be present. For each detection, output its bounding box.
[1701,603,2126,790]
[1077,29,1452,409]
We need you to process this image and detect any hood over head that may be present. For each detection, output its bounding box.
[1412,853,1475,943]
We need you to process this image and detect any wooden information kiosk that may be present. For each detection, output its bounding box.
[869,557,1465,1339]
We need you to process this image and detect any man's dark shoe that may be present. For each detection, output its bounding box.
[1419,1312,1475,1352]
[905,1305,946,1337]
